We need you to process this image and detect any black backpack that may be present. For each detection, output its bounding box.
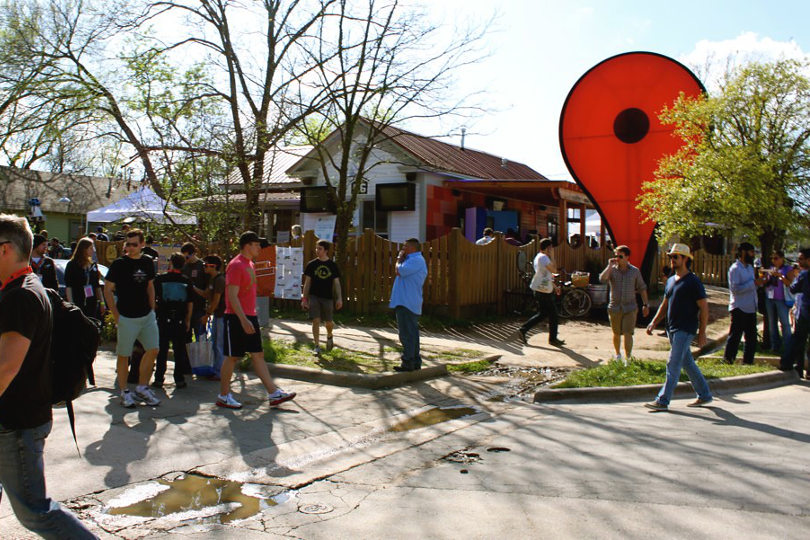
[46,289,102,453]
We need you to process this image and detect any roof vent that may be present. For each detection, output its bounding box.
[461,127,466,151]
[501,158,508,168]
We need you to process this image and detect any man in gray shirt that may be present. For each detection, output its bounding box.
[724,242,763,364]
[600,245,649,362]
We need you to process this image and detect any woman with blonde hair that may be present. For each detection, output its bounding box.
[65,237,103,318]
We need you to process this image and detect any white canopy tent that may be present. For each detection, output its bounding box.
[86,187,197,225]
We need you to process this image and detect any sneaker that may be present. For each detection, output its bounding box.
[175,379,188,389]
[644,400,668,412]
[268,390,297,407]
[549,338,566,347]
[518,328,528,345]
[326,336,334,351]
[686,397,714,407]
[150,380,163,389]
[134,386,161,406]
[613,353,623,362]
[216,393,242,409]
[121,391,136,408]
[313,346,321,356]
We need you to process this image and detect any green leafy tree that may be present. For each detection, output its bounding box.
[638,59,810,258]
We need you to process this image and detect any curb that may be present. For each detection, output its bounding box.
[267,363,448,389]
[533,370,799,403]
[265,353,500,389]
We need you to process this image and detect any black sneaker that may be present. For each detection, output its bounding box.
[175,379,188,389]
[549,338,566,347]
[151,380,163,389]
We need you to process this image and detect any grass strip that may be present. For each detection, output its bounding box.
[553,357,774,389]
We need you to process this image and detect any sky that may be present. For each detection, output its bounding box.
[420,0,810,182]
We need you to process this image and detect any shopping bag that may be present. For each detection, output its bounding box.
[187,339,214,376]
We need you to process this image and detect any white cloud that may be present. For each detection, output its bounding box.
[679,32,809,89]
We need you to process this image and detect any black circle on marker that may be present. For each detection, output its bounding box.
[613,108,649,144]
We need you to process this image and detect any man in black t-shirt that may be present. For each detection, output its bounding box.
[104,228,162,408]
[0,213,96,538]
[152,253,193,389]
[301,240,343,354]
[181,242,209,341]
[142,235,160,273]
[29,234,58,290]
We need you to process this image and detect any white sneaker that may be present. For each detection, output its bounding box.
[268,389,297,407]
[614,354,623,362]
[121,391,136,408]
[134,386,161,406]
[313,346,321,356]
[216,393,243,409]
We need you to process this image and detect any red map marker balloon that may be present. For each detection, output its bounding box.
[559,52,704,275]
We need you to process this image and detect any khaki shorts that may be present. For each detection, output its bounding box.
[609,309,637,336]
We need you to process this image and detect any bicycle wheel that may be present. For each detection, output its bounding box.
[561,288,592,318]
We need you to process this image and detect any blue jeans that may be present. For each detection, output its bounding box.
[765,298,792,352]
[0,421,96,539]
[395,306,422,369]
[211,316,225,376]
[656,330,712,406]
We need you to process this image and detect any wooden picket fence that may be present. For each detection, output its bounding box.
[97,232,738,316]
[657,250,735,287]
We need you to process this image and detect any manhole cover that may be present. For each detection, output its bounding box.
[299,503,334,515]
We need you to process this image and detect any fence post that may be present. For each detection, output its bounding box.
[495,233,505,314]
[363,228,375,315]
[448,227,462,319]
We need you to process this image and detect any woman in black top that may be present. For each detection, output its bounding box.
[65,237,103,318]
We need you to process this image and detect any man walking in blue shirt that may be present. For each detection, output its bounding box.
[724,242,762,365]
[389,238,428,372]
[781,247,810,378]
[645,244,713,411]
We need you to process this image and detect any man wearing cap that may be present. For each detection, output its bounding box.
[645,243,713,411]
[95,226,109,242]
[29,234,58,290]
[724,242,763,365]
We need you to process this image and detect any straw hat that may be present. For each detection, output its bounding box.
[667,243,693,259]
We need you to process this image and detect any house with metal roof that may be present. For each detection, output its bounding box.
[285,121,597,245]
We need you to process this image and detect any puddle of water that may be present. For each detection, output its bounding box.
[107,473,279,524]
[388,407,477,432]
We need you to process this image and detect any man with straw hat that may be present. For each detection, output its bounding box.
[645,243,713,411]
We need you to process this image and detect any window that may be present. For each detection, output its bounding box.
[547,215,558,245]
[362,200,388,237]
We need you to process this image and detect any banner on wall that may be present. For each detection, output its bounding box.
[273,246,303,299]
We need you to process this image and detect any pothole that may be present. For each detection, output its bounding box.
[388,406,478,432]
[487,447,511,453]
[444,451,481,464]
[475,366,572,399]
[105,473,288,524]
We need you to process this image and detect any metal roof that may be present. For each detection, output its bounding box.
[225,145,312,187]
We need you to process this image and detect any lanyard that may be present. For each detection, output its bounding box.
[1,266,33,291]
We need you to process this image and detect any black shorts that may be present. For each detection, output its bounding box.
[223,314,263,357]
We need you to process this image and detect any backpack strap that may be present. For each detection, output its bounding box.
[66,400,81,457]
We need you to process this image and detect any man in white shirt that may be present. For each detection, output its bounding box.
[519,238,565,347]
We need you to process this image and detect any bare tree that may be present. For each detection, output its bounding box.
[294,0,489,264]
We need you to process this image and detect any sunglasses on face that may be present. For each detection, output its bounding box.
[125,242,139,247]
[204,264,217,268]
[616,254,624,259]
[668,255,680,260]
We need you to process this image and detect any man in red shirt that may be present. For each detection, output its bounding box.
[217,231,296,409]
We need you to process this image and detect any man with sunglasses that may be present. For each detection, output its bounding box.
[781,247,810,378]
[104,229,161,408]
[645,244,713,411]
[600,245,649,363]
[0,215,98,538]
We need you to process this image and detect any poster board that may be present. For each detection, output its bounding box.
[273,246,303,299]
[313,215,337,240]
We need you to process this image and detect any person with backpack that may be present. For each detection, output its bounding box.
[0,213,97,539]
[103,228,161,408]
[30,234,58,290]
[152,253,193,389]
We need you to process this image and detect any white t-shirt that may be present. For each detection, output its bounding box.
[475,236,494,245]
[530,252,554,293]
